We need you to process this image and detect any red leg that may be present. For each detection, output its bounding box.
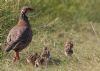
[16,52,20,60]
[13,51,20,62]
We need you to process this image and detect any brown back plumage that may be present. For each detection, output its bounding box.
[26,53,39,65]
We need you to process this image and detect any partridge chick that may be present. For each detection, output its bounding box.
[64,41,73,56]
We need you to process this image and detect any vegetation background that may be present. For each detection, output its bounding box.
[0,0,100,71]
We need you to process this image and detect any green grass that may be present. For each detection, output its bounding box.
[0,0,100,71]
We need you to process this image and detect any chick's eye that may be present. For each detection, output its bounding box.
[21,10,24,13]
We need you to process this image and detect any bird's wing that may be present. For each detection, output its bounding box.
[5,26,27,52]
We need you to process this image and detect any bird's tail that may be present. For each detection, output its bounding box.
[5,44,13,52]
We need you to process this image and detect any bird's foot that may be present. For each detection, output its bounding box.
[13,57,17,62]
[13,56,20,62]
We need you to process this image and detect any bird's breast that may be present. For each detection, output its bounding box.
[17,19,29,27]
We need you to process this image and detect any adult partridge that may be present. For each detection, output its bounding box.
[5,6,33,62]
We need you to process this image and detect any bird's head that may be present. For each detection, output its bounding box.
[21,6,33,15]
[43,47,48,50]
